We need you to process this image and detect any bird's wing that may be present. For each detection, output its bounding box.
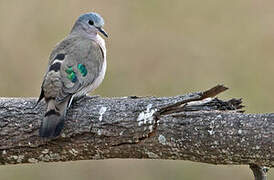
[46,36,104,102]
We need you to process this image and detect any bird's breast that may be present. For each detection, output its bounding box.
[74,34,107,97]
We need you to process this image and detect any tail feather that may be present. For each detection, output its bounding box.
[39,99,68,138]
[39,111,64,138]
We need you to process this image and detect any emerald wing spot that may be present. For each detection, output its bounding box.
[65,67,74,74]
[78,64,87,77]
[67,72,77,83]
[65,66,77,83]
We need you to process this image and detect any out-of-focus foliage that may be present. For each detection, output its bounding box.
[0,0,272,179]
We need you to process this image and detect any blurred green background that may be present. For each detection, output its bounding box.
[0,0,273,179]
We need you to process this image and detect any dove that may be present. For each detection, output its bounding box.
[36,12,108,138]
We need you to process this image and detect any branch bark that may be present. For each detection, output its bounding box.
[0,85,273,173]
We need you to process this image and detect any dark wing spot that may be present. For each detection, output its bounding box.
[54,53,65,60]
[49,62,61,72]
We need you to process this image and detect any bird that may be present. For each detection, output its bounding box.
[36,12,108,138]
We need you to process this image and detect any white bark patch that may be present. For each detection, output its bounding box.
[97,129,102,136]
[145,149,159,159]
[28,158,38,163]
[38,152,61,162]
[137,104,157,129]
[99,107,107,121]
[208,120,215,135]
[9,155,24,163]
[187,98,212,106]
[69,149,78,156]
[158,134,167,145]
[148,125,153,132]
[208,129,214,135]
[42,149,49,154]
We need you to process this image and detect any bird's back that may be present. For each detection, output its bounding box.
[43,35,104,101]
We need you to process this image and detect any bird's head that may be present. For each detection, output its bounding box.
[71,12,108,38]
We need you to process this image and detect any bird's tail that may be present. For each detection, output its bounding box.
[39,98,70,138]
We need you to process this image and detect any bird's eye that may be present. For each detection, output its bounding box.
[88,20,94,26]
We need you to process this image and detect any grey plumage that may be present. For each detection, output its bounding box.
[37,12,108,138]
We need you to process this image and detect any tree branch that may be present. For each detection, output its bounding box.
[0,85,272,174]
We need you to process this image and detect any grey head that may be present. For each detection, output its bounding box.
[71,12,108,38]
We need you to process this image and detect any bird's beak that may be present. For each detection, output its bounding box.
[97,27,108,38]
